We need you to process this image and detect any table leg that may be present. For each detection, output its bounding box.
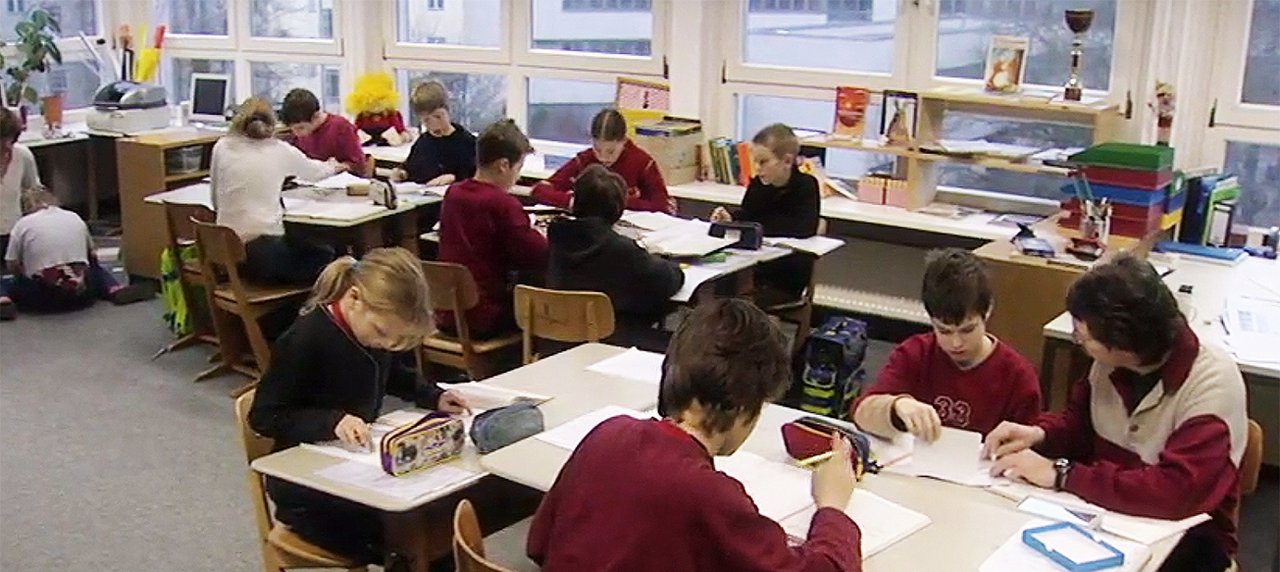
[357,223,385,255]
[382,508,450,572]
[86,139,99,222]
[395,211,421,257]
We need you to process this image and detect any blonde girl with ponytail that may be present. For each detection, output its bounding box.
[248,247,467,565]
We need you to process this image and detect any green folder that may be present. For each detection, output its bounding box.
[1071,143,1175,171]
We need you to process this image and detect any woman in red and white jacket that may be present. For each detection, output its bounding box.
[530,108,671,213]
[984,253,1247,572]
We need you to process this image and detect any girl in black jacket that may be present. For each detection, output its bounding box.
[248,247,468,565]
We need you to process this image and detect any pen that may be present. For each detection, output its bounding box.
[796,450,835,467]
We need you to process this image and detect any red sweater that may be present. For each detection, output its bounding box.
[293,113,368,171]
[436,178,548,335]
[528,417,861,572]
[531,140,671,212]
[1035,326,1245,557]
[853,333,1041,435]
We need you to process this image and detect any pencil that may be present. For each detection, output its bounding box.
[796,450,835,467]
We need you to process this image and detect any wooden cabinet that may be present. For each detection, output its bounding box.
[117,130,222,279]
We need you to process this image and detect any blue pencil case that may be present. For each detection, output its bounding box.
[1022,522,1125,571]
[1060,183,1166,207]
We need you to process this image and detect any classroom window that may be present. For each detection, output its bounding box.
[394,0,501,48]
[735,93,893,180]
[1226,141,1280,228]
[562,0,651,11]
[1241,0,1280,106]
[427,0,444,9]
[165,58,235,105]
[531,0,653,57]
[41,58,99,110]
[741,0,897,75]
[395,70,507,133]
[936,112,1092,202]
[0,0,97,41]
[249,61,341,112]
[935,0,1116,92]
[249,0,334,39]
[526,77,614,144]
[154,0,228,36]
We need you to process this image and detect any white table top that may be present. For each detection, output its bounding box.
[366,138,586,182]
[482,398,1178,571]
[144,182,441,228]
[251,343,656,512]
[1043,255,1280,378]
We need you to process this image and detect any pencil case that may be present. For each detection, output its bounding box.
[781,416,878,475]
[470,402,545,454]
[380,412,465,477]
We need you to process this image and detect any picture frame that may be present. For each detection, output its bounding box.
[984,36,1030,94]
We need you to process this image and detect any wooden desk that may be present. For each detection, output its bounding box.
[251,343,654,571]
[482,400,1180,571]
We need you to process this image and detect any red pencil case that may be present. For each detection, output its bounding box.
[780,416,877,475]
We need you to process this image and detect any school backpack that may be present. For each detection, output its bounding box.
[798,316,868,420]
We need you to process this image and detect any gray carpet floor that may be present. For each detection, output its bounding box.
[1,299,1276,571]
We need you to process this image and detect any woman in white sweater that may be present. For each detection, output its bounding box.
[211,98,341,284]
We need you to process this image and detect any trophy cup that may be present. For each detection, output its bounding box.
[1063,9,1094,101]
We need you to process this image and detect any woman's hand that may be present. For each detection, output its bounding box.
[334,414,371,449]
[437,390,471,415]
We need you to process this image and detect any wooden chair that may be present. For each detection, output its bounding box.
[453,499,514,572]
[420,261,521,379]
[760,218,827,358]
[194,221,311,396]
[1241,419,1264,496]
[235,391,368,572]
[513,285,615,364]
[153,202,220,362]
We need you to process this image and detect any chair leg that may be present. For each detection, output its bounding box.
[260,544,286,572]
[152,333,202,360]
[242,312,275,381]
[229,380,257,399]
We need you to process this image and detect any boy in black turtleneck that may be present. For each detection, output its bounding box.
[546,164,684,352]
[393,80,477,186]
[712,123,821,305]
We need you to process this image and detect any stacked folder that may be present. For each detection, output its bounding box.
[1059,143,1178,238]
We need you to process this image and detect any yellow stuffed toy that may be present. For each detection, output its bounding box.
[346,72,408,147]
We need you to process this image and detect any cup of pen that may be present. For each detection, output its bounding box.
[1078,199,1111,244]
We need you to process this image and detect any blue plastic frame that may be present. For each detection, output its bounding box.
[1021,522,1125,571]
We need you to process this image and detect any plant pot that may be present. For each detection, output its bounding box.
[41,94,64,128]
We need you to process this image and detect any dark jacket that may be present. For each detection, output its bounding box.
[403,123,477,184]
[736,168,821,297]
[248,306,444,452]
[547,216,683,350]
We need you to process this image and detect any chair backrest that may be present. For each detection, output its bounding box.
[193,220,251,303]
[163,202,216,252]
[513,285,615,364]
[1241,419,1263,496]
[452,499,512,572]
[234,390,277,543]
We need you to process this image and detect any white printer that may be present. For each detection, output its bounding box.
[86,81,171,134]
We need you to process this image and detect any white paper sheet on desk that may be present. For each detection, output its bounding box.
[585,348,665,385]
[645,234,735,258]
[767,236,846,256]
[285,199,387,221]
[621,211,690,232]
[884,427,993,486]
[670,265,722,303]
[780,489,932,558]
[300,410,429,466]
[979,519,1150,572]
[1222,296,1280,364]
[437,382,551,412]
[534,406,650,451]
[303,172,369,189]
[866,432,913,468]
[314,460,481,502]
[714,451,813,523]
[986,481,1209,545]
[395,182,448,196]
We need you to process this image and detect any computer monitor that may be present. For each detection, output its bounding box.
[189,73,231,124]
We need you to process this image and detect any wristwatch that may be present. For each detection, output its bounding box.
[1053,458,1073,491]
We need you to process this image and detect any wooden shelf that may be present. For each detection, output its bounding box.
[920,87,1120,116]
[801,135,1071,177]
[164,169,210,184]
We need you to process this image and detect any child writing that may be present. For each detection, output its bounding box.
[391,80,477,187]
[531,108,671,213]
[249,247,468,566]
[281,88,369,174]
[1,107,42,266]
[852,248,1040,441]
[546,164,684,351]
[528,298,862,571]
[211,97,341,285]
[437,119,548,338]
[710,123,820,304]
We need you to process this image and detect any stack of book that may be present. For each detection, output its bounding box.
[706,138,755,186]
[1176,173,1242,247]
[1058,143,1177,238]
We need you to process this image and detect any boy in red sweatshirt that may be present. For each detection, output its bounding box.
[281,88,368,174]
[528,298,862,571]
[530,108,671,213]
[436,119,548,338]
[852,248,1040,440]
[986,253,1247,572]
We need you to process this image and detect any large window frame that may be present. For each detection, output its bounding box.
[1,0,107,113]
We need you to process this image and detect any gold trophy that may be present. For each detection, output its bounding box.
[1063,9,1094,101]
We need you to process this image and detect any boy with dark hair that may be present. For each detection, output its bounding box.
[546,163,684,351]
[986,253,1247,572]
[393,80,477,186]
[281,88,367,174]
[852,248,1040,440]
[436,119,547,337]
[528,298,862,571]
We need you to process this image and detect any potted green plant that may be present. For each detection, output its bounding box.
[0,9,64,124]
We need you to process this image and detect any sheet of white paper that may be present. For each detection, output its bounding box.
[300,410,429,466]
[395,182,449,196]
[533,406,650,451]
[766,236,846,256]
[437,382,551,412]
[670,265,722,303]
[714,452,813,523]
[986,480,1106,512]
[314,460,481,501]
[285,199,387,221]
[886,427,993,486]
[866,432,914,468]
[781,489,932,558]
[585,348,665,385]
[645,233,735,258]
[988,481,1208,545]
[621,211,691,232]
[979,519,1150,572]
[1017,496,1102,528]
[304,172,368,189]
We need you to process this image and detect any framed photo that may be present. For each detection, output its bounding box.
[984,36,1030,94]
[879,90,918,146]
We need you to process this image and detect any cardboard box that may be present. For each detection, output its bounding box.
[633,117,702,186]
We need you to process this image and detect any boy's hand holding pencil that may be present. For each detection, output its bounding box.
[809,435,858,511]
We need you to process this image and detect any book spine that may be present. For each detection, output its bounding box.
[736,141,753,186]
